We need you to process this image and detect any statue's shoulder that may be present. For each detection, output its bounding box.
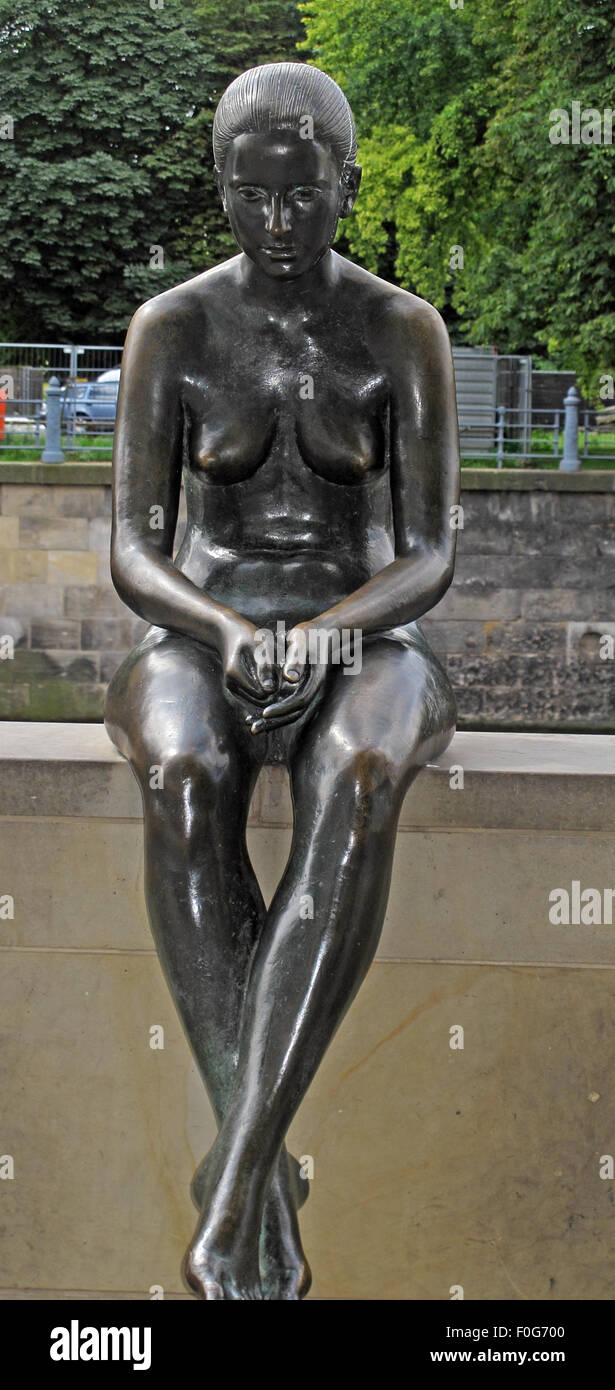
[127,258,242,342]
[336,254,448,357]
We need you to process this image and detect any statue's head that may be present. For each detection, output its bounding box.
[213,62,361,280]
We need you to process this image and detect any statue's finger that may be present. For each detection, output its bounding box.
[252,708,306,733]
[262,669,321,719]
[254,649,278,693]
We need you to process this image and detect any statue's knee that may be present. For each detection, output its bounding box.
[136,746,236,834]
[300,743,401,827]
[153,747,224,793]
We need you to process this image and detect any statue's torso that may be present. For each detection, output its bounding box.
[168,257,404,627]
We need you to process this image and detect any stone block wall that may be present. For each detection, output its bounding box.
[423,477,615,730]
[0,471,151,719]
[0,464,614,729]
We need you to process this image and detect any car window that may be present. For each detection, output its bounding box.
[89,384,118,400]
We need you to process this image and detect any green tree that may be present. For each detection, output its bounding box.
[0,0,216,338]
[301,0,615,394]
[466,0,615,394]
[0,0,306,340]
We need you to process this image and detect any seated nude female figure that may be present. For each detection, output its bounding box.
[104,62,459,1301]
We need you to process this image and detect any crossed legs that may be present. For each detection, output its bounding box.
[105,627,455,1300]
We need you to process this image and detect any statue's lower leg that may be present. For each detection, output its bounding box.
[185,761,413,1299]
[139,772,310,1299]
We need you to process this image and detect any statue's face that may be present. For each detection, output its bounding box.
[220,129,351,280]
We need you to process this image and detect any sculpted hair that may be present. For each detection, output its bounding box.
[212,62,358,175]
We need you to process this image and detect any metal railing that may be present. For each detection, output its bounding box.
[460,389,614,467]
[0,343,613,468]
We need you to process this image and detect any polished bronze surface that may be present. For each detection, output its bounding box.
[104,62,459,1300]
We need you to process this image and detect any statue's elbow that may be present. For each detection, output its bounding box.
[434,550,456,605]
[110,540,147,615]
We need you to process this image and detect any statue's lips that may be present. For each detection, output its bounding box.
[260,246,297,260]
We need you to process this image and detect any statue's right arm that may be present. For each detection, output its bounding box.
[110,296,273,703]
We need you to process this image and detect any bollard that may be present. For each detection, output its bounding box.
[41,376,65,463]
[559,385,580,472]
[496,404,505,468]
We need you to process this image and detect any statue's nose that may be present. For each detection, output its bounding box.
[265,194,291,237]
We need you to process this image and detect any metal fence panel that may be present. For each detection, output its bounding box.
[0,343,124,453]
[453,347,498,454]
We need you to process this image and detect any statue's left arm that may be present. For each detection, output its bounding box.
[308,297,460,639]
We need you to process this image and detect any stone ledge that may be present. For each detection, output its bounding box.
[0,462,113,484]
[458,468,615,491]
[1,722,614,832]
[2,724,614,967]
[1,462,614,489]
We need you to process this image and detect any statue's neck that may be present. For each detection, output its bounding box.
[238,248,339,312]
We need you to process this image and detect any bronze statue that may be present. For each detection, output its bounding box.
[104,61,459,1301]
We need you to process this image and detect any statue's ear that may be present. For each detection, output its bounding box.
[339,164,362,218]
[214,167,227,212]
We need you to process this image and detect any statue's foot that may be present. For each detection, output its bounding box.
[259,1213,312,1300]
[183,1222,263,1301]
[190,1150,311,1300]
[259,1155,312,1301]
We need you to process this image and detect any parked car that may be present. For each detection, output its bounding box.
[41,369,121,432]
[63,371,120,432]
[96,369,121,384]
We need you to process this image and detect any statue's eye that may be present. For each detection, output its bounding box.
[238,187,265,201]
[293,186,318,201]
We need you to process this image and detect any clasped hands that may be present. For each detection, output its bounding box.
[220,615,330,734]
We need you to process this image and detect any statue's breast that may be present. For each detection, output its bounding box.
[189,391,276,484]
[294,384,387,484]
[186,360,388,487]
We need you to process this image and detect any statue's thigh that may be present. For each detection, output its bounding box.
[104,628,256,779]
[292,635,456,789]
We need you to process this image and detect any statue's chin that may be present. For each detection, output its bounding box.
[244,243,332,282]
[258,257,302,279]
